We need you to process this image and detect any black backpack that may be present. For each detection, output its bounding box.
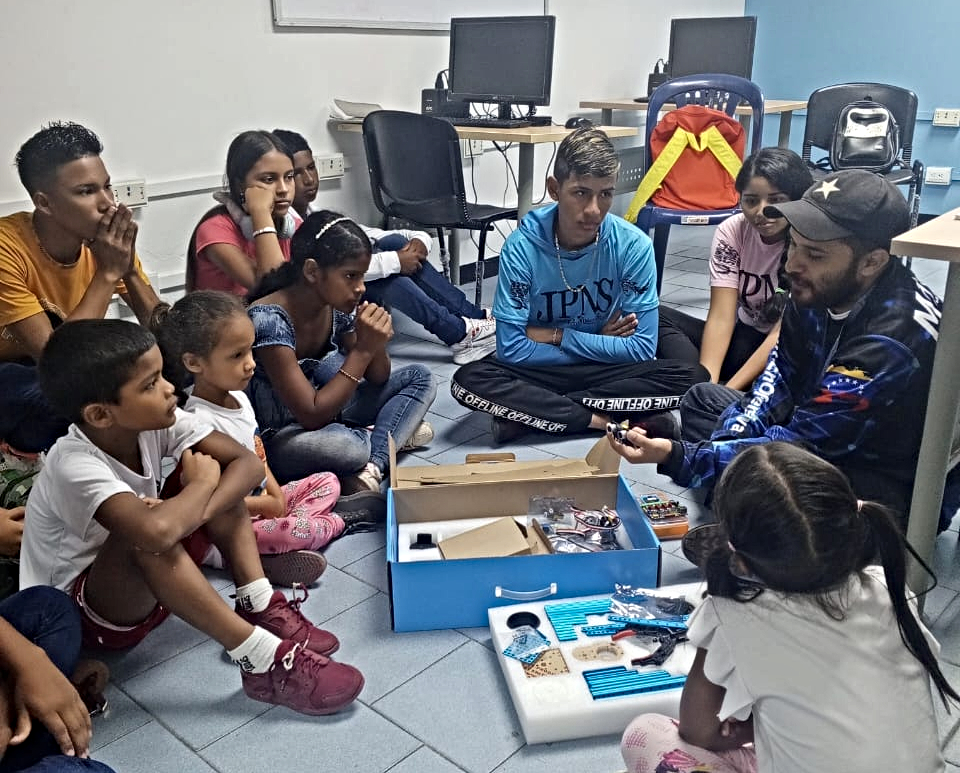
[829,100,901,173]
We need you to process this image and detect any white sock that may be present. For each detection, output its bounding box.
[235,578,274,614]
[227,627,283,673]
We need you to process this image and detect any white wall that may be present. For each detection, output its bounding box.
[0,0,743,290]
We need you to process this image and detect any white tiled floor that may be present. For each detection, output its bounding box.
[87,226,960,772]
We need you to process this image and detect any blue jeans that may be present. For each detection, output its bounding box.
[0,588,116,773]
[259,356,436,483]
[363,236,484,346]
[0,363,70,453]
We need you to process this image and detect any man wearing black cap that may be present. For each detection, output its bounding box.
[609,169,953,529]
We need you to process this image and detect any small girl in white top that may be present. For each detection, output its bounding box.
[151,291,382,587]
[621,442,957,773]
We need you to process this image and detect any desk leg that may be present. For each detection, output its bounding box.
[777,111,793,148]
[449,229,461,286]
[517,144,535,219]
[906,262,960,601]
[601,108,613,125]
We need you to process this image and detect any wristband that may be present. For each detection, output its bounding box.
[252,226,278,238]
[338,368,361,384]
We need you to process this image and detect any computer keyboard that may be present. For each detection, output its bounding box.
[443,116,532,129]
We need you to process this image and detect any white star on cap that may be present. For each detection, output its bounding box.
[814,179,840,200]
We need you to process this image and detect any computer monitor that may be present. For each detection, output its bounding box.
[448,15,556,120]
[668,16,757,80]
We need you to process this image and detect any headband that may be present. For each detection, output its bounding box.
[315,216,351,241]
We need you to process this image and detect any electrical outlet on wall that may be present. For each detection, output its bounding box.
[932,109,960,127]
[112,179,147,207]
[314,153,344,179]
[925,166,953,185]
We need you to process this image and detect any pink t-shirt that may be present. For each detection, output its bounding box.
[193,212,297,296]
[709,213,784,333]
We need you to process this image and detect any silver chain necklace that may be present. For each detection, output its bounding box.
[554,229,598,294]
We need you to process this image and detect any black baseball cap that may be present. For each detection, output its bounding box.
[764,169,910,248]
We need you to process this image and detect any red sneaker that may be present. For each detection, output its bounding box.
[236,586,339,656]
[241,640,363,715]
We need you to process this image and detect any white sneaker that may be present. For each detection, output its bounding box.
[452,316,497,365]
[342,462,383,495]
[399,421,434,451]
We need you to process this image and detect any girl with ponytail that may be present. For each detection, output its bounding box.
[245,210,436,495]
[621,442,955,773]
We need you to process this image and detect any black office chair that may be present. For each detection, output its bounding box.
[801,83,924,236]
[632,74,765,293]
[362,110,518,306]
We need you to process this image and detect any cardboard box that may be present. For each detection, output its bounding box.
[488,584,705,743]
[438,517,532,559]
[437,517,553,560]
[386,438,662,631]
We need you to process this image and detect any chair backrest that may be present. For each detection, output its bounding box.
[361,110,466,218]
[801,82,918,166]
[645,73,765,165]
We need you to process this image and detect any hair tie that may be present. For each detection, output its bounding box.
[856,499,864,512]
[315,217,351,241]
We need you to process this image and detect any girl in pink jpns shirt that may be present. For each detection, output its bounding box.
[656,149,812,391]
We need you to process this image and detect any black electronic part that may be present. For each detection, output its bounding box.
[564,116,593,130]
[410,533,437,550]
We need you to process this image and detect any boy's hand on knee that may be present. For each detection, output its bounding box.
[179,448,222,491]
[397,242,426,274]
[11,647,91,758]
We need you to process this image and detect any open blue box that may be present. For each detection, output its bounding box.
[386,439,662,632]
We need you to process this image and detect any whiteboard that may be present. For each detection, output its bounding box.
[271,0,547,31]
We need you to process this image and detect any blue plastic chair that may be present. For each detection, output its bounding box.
[634,74,764,293]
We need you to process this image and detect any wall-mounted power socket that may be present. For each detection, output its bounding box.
[460,139,485,161]
[314,153,345,179]
[932,108,960,127]
[925,166,953,185]
[112,179,148,207]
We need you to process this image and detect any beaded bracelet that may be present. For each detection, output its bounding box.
[252,226,278,238]
[338,368,361,384]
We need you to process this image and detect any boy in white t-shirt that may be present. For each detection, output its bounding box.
[19,319,364,716]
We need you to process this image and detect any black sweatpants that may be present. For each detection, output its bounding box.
[450,357,709,435]
[656,305,766,384]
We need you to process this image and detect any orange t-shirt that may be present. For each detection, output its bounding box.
[0,211,151,361]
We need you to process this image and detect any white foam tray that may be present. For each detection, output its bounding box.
[488,582,705,744]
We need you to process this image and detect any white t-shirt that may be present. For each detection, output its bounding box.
[709,213,784,332]
[20,410,212,591]
[688,565,944,773]
[184,390,258,453]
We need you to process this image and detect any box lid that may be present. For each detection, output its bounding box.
[388,436,621,489]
